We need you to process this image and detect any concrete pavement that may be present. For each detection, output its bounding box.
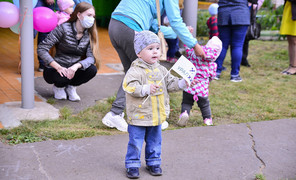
[1,119,296,180]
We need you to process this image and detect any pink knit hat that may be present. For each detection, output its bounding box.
[57,0,75,11]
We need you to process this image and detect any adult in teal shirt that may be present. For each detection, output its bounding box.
[102,0,205,132]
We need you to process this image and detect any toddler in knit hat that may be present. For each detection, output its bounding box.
[56,0,75,25]
[122,30,197,178]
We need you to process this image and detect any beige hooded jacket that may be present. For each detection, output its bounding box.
[123,58,182,126]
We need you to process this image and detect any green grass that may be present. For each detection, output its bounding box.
[1,40,295,145]
[255,173,266,180]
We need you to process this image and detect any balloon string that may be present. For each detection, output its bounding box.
[19,8,28,35]
[18,8,28,74]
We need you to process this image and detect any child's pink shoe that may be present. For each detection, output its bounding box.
[177,110,189,127]
[204,118,213,126]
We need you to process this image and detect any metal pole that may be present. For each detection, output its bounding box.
[20,0,34,109]
[183,0,198,38]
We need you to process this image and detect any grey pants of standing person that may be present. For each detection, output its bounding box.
[181,91,212,120]
[108,18,138,115]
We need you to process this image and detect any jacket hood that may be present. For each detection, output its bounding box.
[131,58,160,69]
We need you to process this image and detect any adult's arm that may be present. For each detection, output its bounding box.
[37,25,64,66]
[164,0,205,58]
[79,43,95,70]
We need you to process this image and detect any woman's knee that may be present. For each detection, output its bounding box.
[87,64,98,78]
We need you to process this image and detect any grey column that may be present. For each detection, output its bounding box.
[182,0,198,38]
[20,0,34,109]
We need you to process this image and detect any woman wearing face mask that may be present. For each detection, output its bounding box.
[38,2,99,101]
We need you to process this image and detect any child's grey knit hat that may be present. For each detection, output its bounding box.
[134,30,160,54]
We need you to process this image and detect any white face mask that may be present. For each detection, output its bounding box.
[80,16,95,29]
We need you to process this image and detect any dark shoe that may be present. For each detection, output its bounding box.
[126,167,139,179]
[146,165,162,176]
[38,64,45,72]
[241,60,251,67]
[230,75,242,82]
[175,51,182,58]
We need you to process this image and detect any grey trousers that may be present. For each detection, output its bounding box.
[181,91,212,120]
[108,18,138,115]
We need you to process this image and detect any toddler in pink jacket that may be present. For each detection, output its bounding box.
[56,0,75,25]
[178,36,222,126]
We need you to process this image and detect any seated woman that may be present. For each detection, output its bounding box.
[37,2,99,101]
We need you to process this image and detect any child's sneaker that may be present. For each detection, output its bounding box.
[214,74,220,80]
[177,110,189,127]
[126,167,139,179]
[204,118,213,126]
[146,165,162,176]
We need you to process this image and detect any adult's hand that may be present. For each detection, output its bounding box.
[49,61,68,77]
[193,43,206,59]
[66,63,82,79]
[46,0,55,5]
[187,26,194,34]
[56,66,68,77]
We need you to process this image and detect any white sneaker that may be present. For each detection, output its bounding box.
[177,110,189,127]
[102,111,128,132]
[204,118,213,126]
[65,85,81,101]
[161,121,169,130]
[53,85,67,100]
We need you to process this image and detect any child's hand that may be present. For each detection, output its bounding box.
[186,79,199,87]
[150,84,160,94]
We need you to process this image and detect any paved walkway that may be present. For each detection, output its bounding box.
[1,119,296,180]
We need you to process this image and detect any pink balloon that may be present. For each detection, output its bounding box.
[0,2,19,28]
[33,7,57,33]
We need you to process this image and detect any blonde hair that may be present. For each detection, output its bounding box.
[68,2,100,69]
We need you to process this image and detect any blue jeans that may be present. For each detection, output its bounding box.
[166,38,179,58]
[125,125,162,168]
[216,25,248,76]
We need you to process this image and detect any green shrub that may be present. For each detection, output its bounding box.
[196,10,211,37]
[257,6,284,30]
[196,4,284,36]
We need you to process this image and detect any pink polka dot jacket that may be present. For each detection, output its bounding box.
[184,38,222,101]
